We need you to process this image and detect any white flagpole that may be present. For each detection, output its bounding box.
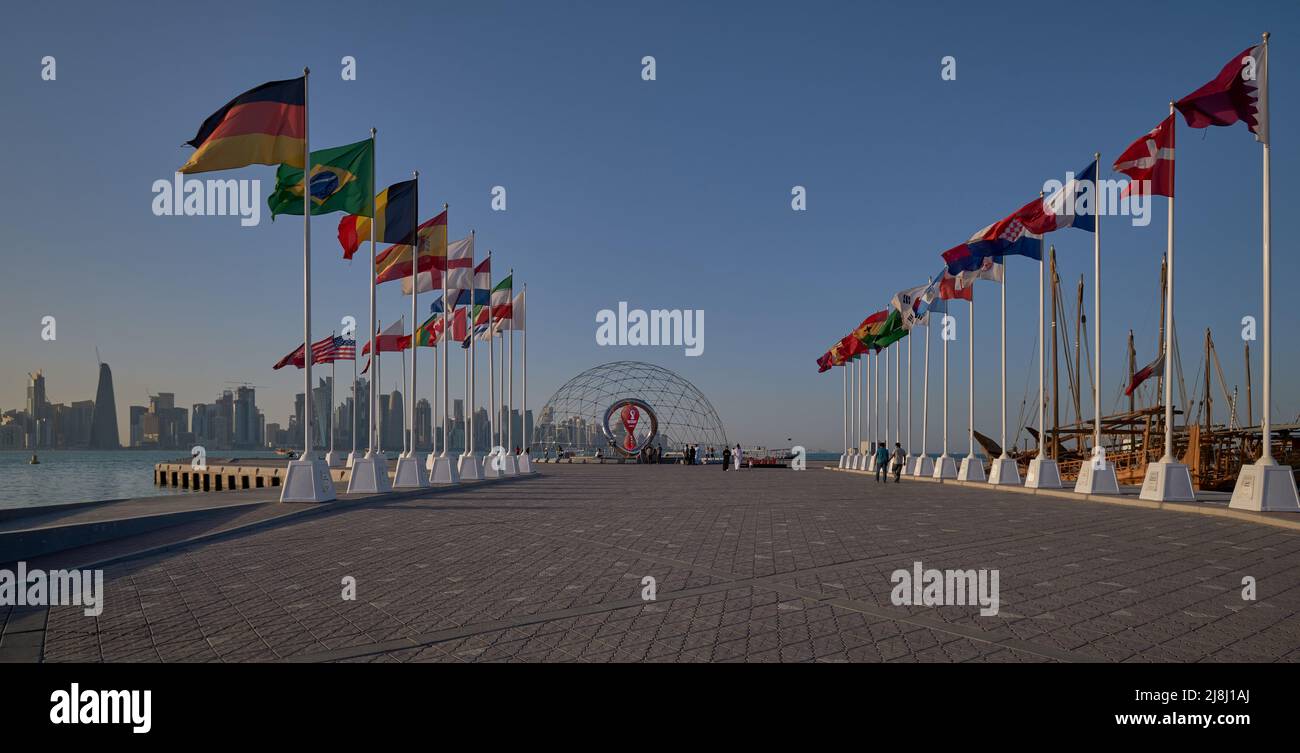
[906,330,912,456]
[400,314,408,452]
[522,282,528,462]
[376,322,382,456]
[509,288,516,454]
[958,291,984,481]
[486,253,488,452]
[841,363,848,459]
[407,174,418,458]
[855,355,862,457]
[329,348,336,458]
[1079,155,1117,492]
[300,67,313,465]
[919,300,931,475]
[991,252,1020,484]
[433,322,440,452]
[281,67,335,501]
[463,306,470,455]
[1230,33,1297,510]
[874,350,879,449]
[894,341,900,451]
[368,130,377,457]
[351,344,357,458]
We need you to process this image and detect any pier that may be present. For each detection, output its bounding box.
[4,462,1299,663]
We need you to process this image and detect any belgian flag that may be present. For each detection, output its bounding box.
[337,179,419,259]
[180,77,306,174]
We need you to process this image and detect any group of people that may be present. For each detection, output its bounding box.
[867,441,908,483]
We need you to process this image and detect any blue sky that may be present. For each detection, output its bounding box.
[1,0,1297,452]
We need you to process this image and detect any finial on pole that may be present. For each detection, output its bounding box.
[370,127,376,138]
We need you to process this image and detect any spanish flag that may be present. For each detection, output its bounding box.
[337,179,419,259]
[180,77,306,174]
[375,210,448,283]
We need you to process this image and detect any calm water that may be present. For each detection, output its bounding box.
[0,450,281,510]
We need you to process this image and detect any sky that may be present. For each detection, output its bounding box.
[1,0,1297,453]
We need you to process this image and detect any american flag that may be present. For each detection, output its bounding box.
[311,335,356,364]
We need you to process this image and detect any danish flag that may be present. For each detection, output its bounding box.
[1113,114,1175,198]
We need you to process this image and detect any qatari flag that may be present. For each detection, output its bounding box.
[1174,43,1268,144]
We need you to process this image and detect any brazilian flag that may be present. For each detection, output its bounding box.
[268,139,374,218]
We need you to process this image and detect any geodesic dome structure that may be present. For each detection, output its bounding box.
[534,361,727,455]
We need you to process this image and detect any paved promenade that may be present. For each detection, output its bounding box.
[10,463,1300,662]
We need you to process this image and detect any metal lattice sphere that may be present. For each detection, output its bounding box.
[534,361,727,455]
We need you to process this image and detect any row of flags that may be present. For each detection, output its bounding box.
[817,40,1269,386]
[175,72,530,378]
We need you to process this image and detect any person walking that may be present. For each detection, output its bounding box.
[722,445,731,471]
[874,441,889,483]
[733,444,743,470]
[892,442,906,483]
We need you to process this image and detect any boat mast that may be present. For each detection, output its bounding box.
[1128,330,1136,417]
[1075,274,1084,448]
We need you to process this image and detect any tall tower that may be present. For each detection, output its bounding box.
[89,362,120,449]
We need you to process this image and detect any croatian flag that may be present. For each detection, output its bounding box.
[942,205,1044,276]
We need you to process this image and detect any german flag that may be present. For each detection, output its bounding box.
[338,179,419,259]
[180,77,306,174]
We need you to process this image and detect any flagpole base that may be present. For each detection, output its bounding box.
[501,454,519,476]
[1139,460,1195,502]
[1024,457,1062,489]
[957,455,986,482]
[280,458,337,503]
[458,453,486,480]
[345,451,358,469]
[932,454,958,479]
[1073,460,1120,495]
[1228,462,1300,512]
[852,452,866,471]
[483,451,506,478]
[911,455,934,477]
[838,453,848,469]
[393,453,428,488]
[988,456,1021,485]
[347,454,391,494]
[518,453,534,474]
[866,455,878,473]
[324,450,344,468]
[429,454,461,485]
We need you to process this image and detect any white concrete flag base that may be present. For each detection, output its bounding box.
[838,453,848,469]
[932,454,958,479]
[345,451,359,469]
[1139,460,1195,502]
[957,455,986,482]
[866,455,878,473]
[324,450,344,468]
[347,454,391,494]
[518,453,534,474]
[988,456,1021,486]
[911,455,934,477]
[501,454,519,476]
[393,453,428,488]
[1229,462,1300,512]
[280,458,337,502]
[1024,457,1062,489]
[459,452,486,480]
[1073,460,1119,494]
[429,454,461,485]
[483,452,506,479]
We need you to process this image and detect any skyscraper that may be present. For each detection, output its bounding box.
[88,362,120,449]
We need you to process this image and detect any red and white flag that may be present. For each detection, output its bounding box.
[1125,351,1165,396]
[361,320,407,355]
[1114,114,1175,198]
[1174,42,1268,144]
